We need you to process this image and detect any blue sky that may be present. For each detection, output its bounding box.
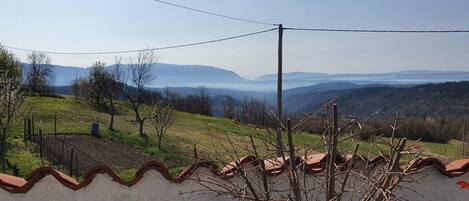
[1,0,468,78]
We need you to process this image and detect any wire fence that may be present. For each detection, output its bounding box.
[23,116,99,179]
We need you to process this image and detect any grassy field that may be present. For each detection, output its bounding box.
[5,96,468,178]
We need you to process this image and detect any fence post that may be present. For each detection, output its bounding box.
[193,144,198,160]
[54,114,57,137]
[60,139,65,170]
[27,118,32,141]
[23,118,26,142]
[55,137,59,168]
[75,154,78,179]
[39,129,44,165]
[31,114,35,139]
[69,148,74,177]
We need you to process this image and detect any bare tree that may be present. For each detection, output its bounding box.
[26,52,53,95]
[124,49,157,145]
[88,61,106,105]
[77,59,124,131]
[0,47,25,170]
[71,74,80,102]
[101,57,124,131]
[151,102,175,150]
[240,98,269,127]
[195,86,212,116]
[222,96,236,120]
[191,103,420,201]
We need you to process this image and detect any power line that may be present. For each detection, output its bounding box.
[1,28,277,55]
[153,0,276,26]
[284,27,469,33]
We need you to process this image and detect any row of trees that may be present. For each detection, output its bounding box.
[217,96,276,128]
[162,87,212,116]
[72,50,209,149]
[300,113,465,143]
[73,50,168,146]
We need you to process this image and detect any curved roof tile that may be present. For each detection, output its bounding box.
[0,155,468,193]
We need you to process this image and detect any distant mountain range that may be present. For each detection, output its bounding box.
[25,63,469,92]
[257,70,469,89]
[28,62,469,118]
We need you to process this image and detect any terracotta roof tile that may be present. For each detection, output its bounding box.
[0,173,26,189]
[0,154,468,193]
[446,159,469,172]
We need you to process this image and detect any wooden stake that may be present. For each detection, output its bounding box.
[23,118,26,142]
[69,148,74,176]
[326,103,338,201]
[287,119,301,201]
[54,114,57,136]
[39,129,43,165]
[193,144,198,160]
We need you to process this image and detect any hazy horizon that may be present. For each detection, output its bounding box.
[24,61,469,80]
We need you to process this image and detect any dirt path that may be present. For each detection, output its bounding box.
[43,135,159,175]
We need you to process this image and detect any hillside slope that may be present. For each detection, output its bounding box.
[6,96,467,178]
[292,81,469,117]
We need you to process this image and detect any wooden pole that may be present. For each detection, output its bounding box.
[276,24,284,157]
[27,118,32,141]
[39,129,43,165]
[69,148,74,176]
[75,154,78,179]
[31,114,35,139]
[326,103,338,200]
[54,114,57,136]
[286,119,301,201]
[23,118,26,142]
[60,139,65,169]
[193,144,198,160]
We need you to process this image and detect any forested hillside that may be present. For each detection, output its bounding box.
[293,81,469,118]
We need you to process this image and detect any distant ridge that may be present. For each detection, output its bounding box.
[23,62,469,91]
[288,81,469,117]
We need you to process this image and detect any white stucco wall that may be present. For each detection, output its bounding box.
[0,165,468,201]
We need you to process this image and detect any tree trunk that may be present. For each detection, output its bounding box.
[138,119,148,145]
[158,137,162,150]
[0,137,6,172]
[109,112,115,131]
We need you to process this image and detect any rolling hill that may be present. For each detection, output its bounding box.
[7,96,468,179]
[288,81,469,118]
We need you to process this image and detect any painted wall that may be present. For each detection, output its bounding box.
[0,165,468,201]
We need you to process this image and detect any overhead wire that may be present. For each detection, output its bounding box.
[153,0,277,26]
[283,27,469,33]
[1,28,277,55]
[3,1,469,56]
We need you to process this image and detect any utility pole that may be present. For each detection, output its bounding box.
[276,24,284,157]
